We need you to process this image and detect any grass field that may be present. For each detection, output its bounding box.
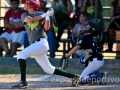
[0,65,120,78]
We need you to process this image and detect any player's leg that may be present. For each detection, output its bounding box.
[11,39,49,88]
[11,58,28,88]
[35,53,80,87]
[11,38,79,88]
[80,58,104,83]
[79,70,102,85]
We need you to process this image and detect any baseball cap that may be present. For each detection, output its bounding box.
[42,0,47,3]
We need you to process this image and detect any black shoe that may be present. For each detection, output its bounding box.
[99,72,108,85]
[11,80,28,89]
[71,75,80,87]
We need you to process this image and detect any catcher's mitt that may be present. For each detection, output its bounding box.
[60,56,69,70]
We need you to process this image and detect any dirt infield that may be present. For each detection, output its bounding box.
[0,57,120,90]
[0,75,120,90]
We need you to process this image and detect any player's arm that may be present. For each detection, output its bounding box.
[43,8,54,31]
[44,15,50,31]
[24,15,45,23]
[24,9,54,23]
[66,45,81,58]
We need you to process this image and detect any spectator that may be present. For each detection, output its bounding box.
[0,0,26,57]
[72,12,90,43]
[73,0,85,24]
[73,0,104,35]
[85,0,103,21]
[39,0,56,58]
[82,0,104,29]
[51,0,73,50]
[72,12,91,57]
[74,0,85,12]
[105,0,120,52]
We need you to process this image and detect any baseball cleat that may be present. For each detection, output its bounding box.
[11,80,28,89]
[71,75,80,87]
[99,72,108,85]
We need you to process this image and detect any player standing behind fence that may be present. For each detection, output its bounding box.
[11,0,80,88]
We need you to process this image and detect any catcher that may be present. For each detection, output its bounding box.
[60,21,105,85]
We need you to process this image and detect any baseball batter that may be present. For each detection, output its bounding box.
[11,0,80,88]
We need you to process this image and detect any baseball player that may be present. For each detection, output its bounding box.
[11,0,80,88]
[65,23,104,84]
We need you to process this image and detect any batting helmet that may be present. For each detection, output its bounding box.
[21,0,26,4]
[21,0,40,10]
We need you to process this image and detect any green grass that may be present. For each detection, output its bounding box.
[0,66,46,75]
[0,66,120,78]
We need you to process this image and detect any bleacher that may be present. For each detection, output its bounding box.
[0,4,120,59]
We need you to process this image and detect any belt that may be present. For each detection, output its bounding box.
[29,39,40,45]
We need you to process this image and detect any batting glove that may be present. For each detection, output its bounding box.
[46,8,54,16]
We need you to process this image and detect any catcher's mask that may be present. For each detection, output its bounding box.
[21,0,40,10]
[87,21,100,37]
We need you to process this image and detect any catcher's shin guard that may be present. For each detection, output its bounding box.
[60,56,69,70]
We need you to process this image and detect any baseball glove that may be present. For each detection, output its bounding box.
[60,56,69,70]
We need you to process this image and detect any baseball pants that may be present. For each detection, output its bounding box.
[80,58,104,78]
[17,38,55,74]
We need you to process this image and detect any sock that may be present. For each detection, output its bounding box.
[53,67,78,78]
[18,59,26,82]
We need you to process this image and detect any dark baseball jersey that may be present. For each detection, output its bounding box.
[77,35,103,62]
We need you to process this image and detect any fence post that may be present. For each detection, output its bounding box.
[95,0,98,24]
